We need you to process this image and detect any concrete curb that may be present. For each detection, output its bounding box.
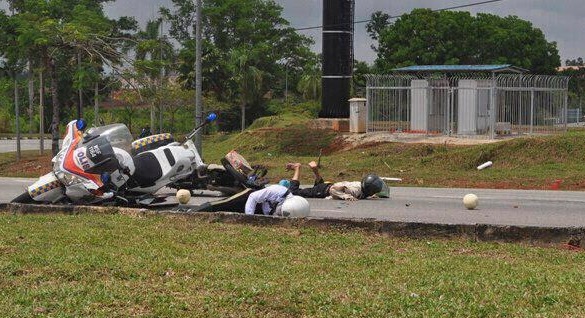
[1,203,583,248]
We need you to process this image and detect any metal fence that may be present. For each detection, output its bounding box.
[365,74,570,139]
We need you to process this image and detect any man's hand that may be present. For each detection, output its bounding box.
[308,161,318,169]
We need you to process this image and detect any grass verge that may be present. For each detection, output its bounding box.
[4,117,585,190]
[0,213,583,317]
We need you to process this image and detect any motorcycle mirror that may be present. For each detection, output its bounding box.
[206,112,217,122]
[76,119,87,131]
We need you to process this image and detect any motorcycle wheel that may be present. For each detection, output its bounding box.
[11,191,35,204]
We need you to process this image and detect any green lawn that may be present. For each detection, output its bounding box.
[0,213,583,317]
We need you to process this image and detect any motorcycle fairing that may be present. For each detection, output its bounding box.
[27,172,65,202]
[60,121,103,190]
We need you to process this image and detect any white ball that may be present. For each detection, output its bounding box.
[463,193,478,210]
[176,189,191,205]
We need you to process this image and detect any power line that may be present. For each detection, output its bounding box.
[294,0,504,31]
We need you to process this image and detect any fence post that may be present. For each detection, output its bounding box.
[564,88,568,132]
[530,89,534,135]
[489,73,496,139]
[365,81,370,133]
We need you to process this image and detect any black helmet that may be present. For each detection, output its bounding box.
[361,174,384,198]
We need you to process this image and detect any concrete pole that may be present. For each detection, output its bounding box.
[39,71,44,155]
[194,0,203,153]
[159,19,164,134]
[94,82,99,125]
[77,52,83,119]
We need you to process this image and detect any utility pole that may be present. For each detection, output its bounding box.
[77,52,83,119]
[159,18,164,134]
[94,82,99,125]
[194,0,203,153]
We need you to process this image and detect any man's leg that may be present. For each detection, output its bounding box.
[286,162,302,181]
[286,162,329,198]
[286,162,302,194]
[194,188,253,212]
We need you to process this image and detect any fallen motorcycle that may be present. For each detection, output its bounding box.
[11,113,266,206]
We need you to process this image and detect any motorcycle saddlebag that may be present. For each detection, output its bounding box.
[220,150,253,183]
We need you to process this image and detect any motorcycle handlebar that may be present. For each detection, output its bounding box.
[185,113,217,141]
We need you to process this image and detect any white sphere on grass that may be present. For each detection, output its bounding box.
[176,189,192,205]
[463,193,479,210]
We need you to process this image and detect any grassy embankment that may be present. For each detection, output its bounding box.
[0,213,583,317]
[3,113,585,190]
[201,114,585,190]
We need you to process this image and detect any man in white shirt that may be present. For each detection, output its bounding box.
[244,184,291,215]
[195,184,293,216]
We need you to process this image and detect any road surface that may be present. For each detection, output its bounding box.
[0,139,63,153]
[3,177,584,228]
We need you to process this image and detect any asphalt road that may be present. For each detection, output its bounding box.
[3,177,585,228]
[0,139,59,153]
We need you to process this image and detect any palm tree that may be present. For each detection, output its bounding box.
[297,58,322,101]
[230,49,263,132]
[134,19,175,133]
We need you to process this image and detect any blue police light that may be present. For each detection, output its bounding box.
[100,172,111,184]
[206,112,217,122]
[76,119,87,131]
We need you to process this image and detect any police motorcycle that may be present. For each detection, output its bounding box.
[11,113,225,206]
[130,134,269,196]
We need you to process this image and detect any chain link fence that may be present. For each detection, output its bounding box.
[365,74,570,139]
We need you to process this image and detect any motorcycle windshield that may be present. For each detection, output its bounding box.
[84,124,133,153]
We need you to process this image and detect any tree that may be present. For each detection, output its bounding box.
[133,19,175,133]
[296,55,321,101]
[367,9,560,74]
[566,57,584,66]
[352,60,371,97]
[1,0,135,155]
[161,0,314,130]
[229,49,263,132]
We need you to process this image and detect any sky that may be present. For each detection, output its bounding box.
[6,0,584,65]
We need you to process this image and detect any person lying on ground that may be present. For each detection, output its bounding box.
[195,184,309,217]
[283,161,385,201]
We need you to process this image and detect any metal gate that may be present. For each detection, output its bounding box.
[366,74,570,139]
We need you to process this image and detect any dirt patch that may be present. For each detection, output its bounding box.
[3,153,53,178]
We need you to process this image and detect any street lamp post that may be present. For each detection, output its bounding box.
[194,0,203,153]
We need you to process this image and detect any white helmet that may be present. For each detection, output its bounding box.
[280,195,310,218]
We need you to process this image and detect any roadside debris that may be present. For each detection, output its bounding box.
[463,193,479,210]
[477,161,493,170]
[550,179,563,190]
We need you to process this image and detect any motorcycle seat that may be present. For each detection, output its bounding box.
[129,152,163,188]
